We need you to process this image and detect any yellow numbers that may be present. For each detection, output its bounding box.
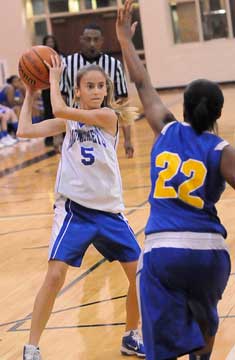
[179,160,207,208]
[154,152,181,199]
[153,152,207,209]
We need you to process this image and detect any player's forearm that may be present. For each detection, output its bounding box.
[122,124,131,142]
[122,123,134,158]
[17,93,34,137]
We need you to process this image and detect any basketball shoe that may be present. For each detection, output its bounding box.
[23,345,41,360]
[121,329,145,357]
[1,134,18,146]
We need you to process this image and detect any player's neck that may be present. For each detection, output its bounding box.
[79,101,100,110]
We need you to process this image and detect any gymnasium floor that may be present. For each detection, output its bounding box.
[0,86,235,359]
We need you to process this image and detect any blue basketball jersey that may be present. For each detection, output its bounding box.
[146,121,228,237]
[0,87,7,104]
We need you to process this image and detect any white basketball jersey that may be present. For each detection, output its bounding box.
[55,119,125,213]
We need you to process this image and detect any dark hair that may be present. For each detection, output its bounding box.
[6,75,18,84]
[42,35,59,52]
[82,24,103,35]
[184,79,224,134]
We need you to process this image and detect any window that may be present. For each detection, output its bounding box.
[68,0,80,12]
[170,0,234,43]
[31,0,45,15]
[96,0,116,6]
[48,0,69,13]
[26,0,145,57]
[34,20,47,44]
[229,0,235,36]
[170,1,200,43]
[132,3,144,50]
[84,0,116,9]
[0,60,6,87]
[48,0,81,13]
[200,0,228,40]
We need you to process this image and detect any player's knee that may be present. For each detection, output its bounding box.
[121,261,138,283]
[46,267,66,289]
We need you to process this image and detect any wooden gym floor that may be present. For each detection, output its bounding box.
[0,86,235,360]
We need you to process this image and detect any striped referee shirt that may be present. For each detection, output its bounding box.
[60,53,128,106]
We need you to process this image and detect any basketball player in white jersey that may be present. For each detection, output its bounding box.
[60,23,134,158]
[18,56,145,360]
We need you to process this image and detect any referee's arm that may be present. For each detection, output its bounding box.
[60,57,69,105]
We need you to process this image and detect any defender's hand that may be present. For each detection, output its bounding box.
[116,0,138,42]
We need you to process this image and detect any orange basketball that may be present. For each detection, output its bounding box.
[18,45,58,90]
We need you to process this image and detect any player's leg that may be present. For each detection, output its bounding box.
[188,324,215,359]
[23,260,68,360]
[13,104,21,118]
[188,246,231,360]
[188,326,215,359]
[30,260,68,345]
[23,198,95,360]
[93,211,145,357]
[7,106,19,135]
[120,260,139,331]
[95,212,141,331]
[120,260,145,357]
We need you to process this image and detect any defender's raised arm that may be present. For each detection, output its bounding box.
[116,0,175,136]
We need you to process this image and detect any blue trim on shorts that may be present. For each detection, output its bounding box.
[50,199,73,260]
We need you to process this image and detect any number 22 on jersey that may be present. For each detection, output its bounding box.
[153,151,207,209]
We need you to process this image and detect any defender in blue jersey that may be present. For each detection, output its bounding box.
[117,2,235,360]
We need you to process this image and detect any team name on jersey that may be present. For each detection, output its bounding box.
[68,128,107,150]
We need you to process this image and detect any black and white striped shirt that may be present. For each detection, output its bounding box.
[60,53,128,106]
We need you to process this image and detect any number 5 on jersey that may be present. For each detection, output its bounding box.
[81,146,95,165]
[153,151,207,209]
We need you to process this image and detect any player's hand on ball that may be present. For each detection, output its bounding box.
[25,85,36,96]
[45,55,63,84]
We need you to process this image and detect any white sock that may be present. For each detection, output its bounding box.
[25,344,39,350]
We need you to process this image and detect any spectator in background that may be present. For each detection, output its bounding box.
[0,75,24,118]
[0,105,18,146]
[61,23,134,158]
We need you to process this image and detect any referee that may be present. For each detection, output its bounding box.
[60,23,134,158]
